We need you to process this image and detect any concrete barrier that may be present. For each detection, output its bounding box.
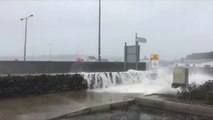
[111,101,129,109]
[49,97,213,120]
[0,61,147,74]
[135,97,213,118]
[50,108,90,120]
[90,104,111,112]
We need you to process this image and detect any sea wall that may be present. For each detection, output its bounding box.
[0,61,147,74]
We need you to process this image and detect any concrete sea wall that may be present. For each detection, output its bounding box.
[0,61,147,74]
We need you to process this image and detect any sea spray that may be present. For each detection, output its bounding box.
[82,67,213,95]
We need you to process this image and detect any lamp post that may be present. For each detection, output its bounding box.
[20,14,33,61]
[98,0,101,61]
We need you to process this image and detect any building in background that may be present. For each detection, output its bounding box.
[186,51,213,60]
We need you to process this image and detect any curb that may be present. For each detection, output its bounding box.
[49,97,213,120]
[135,97,213,118]
[48,99,134,120]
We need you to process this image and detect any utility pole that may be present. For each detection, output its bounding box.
[98,0,101,61]
[24,19,28,61]
[20,14,34,61]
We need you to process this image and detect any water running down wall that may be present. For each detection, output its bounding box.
[82,68,213,95]
[83,70,149,89]
[0,67,212,98]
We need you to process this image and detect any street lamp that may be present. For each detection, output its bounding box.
[20,14,34,61]
[98,0,101,62]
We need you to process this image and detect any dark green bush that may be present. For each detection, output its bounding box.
[0,74,88,98]
[177,80,213,103]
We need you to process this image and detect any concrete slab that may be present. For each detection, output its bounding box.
[1,91,212,120]
[111,101,130,109]
[0,91,138,120]
[90,104,111,112]
[49,99,134,120]
[135,97,213,118]
[50,108,90,120]
[58,104,212,120]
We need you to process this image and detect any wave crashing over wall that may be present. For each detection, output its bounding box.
[82,70,149,89]
[81,68,213,95]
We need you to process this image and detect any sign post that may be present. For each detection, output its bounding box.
[124,33,147,71]
[150,54,159,79]
[124,45,138,71]
[124,42,127,71]
[135,33,147,70]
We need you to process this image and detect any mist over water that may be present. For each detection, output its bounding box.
[189,73,213,85]
[83,68,213,95]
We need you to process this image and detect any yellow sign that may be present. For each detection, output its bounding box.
[151,54,159,60]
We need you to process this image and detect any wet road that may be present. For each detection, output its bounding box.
[0,91,142,120]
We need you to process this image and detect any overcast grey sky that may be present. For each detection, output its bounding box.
[0,0,213,60]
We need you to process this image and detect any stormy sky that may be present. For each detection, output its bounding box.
[0,0,213,60]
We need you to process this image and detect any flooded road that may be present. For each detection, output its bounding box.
[0,91,142,120]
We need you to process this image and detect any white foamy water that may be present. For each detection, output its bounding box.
[82,69,147,89]
[82,68,213,95]
[189,73,213,85]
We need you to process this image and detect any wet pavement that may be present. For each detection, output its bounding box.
[0,91,142,120]
[59,105,212,120]
[0,90,212,120]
